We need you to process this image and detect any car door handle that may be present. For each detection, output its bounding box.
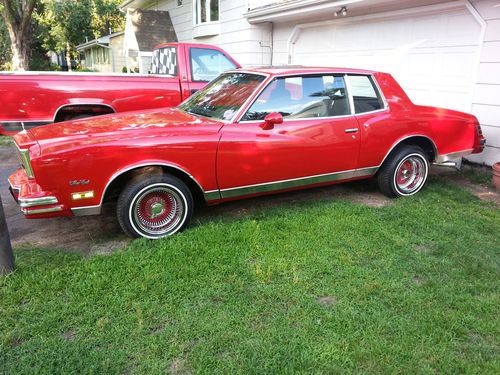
[344,128,359,133]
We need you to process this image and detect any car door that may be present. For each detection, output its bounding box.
[216,74,361,199]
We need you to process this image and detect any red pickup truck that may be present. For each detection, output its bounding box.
[0,42,240,135]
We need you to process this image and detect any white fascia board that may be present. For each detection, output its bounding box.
[244,0,364,24]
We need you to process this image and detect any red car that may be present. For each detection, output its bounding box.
[9,67,485,239]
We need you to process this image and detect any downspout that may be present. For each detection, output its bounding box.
[464,0,486,113]
[286,25,303,65]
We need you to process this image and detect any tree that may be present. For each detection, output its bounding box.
[0,0,37,71]
[36,0,124,71]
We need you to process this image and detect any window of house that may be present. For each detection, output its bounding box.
[190,47,237,81]
[347,75,384,114]
[195,0,219,24]
[241,75,350,121]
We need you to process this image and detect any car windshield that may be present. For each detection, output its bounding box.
[178,73,266,121]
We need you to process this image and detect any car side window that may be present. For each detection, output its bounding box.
[347,75,384,114]
[190,48,237,82]
[150,47,177,76]
[241,75,350,121]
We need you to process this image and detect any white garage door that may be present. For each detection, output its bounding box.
[291,7,482,113]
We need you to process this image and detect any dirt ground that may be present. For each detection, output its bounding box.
[1,141,498,255]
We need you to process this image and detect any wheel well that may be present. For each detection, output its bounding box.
[383,136,437,165]
[102,165,206,206]
[54,104,115,122]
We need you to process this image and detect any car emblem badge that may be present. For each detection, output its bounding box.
[69,179,90,186]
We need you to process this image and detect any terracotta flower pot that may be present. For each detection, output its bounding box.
[493,162,500,190]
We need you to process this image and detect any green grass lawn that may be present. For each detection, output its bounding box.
[0,135,12,146]
[1,180,499,374]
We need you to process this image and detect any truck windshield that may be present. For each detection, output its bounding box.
[178,73,266,121]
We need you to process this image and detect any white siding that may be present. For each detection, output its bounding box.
[110,34,127,73]
[145,0,272,66]
[469,0,500,165]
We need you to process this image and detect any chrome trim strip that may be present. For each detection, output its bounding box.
[99,162,207,206]
[355,166,379,177]
[370,73,389,110]
[219,166,378,199]
[71,205,102,216]
[204,190,221,201]
[379,135,438,166]
[238,113,354,124]
[8,178,20,191]
[14,143,35,178]
[435,149,473,163]
[19,196,58,208]
[22,206,63,215]
[344,73,356,115]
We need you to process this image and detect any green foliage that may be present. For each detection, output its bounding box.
[0,1,125,68]
[0,15,12,70]
[35,0,124,58]
[1,181,499,374]
[462,164,493,186]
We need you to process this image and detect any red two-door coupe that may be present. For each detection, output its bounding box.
[9,67,485,239]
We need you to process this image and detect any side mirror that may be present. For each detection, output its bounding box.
[260,112,283,130]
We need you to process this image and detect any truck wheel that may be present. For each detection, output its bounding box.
[117,174,193,239]
[377,145,429,197]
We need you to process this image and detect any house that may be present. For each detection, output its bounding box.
[120,0,499,165]
[123,8,178,73]
[77,9,177,74]
[77,31,126,72]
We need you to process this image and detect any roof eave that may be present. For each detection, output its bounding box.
[244,0,364,24]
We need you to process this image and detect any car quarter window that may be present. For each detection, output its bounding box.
[347,75,384,114]
[241,75,350,121]
[190,48,237,82]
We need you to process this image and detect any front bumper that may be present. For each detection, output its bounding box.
[8,167,64,217]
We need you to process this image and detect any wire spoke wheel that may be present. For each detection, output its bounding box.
[118,175,193,239]
[132,186,185,236]
[377,145,430,198]
[393,154,427,195]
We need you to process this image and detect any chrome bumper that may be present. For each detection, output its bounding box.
[433,149,473,170]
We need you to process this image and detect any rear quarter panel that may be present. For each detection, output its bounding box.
[358,72,477,168]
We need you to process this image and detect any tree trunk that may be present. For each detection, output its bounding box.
[1,0,36,71]
[7,29,29,71]
[66,42,72,72]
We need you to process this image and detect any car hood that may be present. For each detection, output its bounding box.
[28,107,222,154]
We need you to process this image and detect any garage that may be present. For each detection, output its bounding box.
[287,4,483,113]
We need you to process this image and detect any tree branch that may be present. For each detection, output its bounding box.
[20,0,36,33]
[0,0,22,28]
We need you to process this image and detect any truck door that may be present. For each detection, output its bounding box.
[185,46,239,96]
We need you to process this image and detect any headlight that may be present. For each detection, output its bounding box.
[16,146,35,178]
